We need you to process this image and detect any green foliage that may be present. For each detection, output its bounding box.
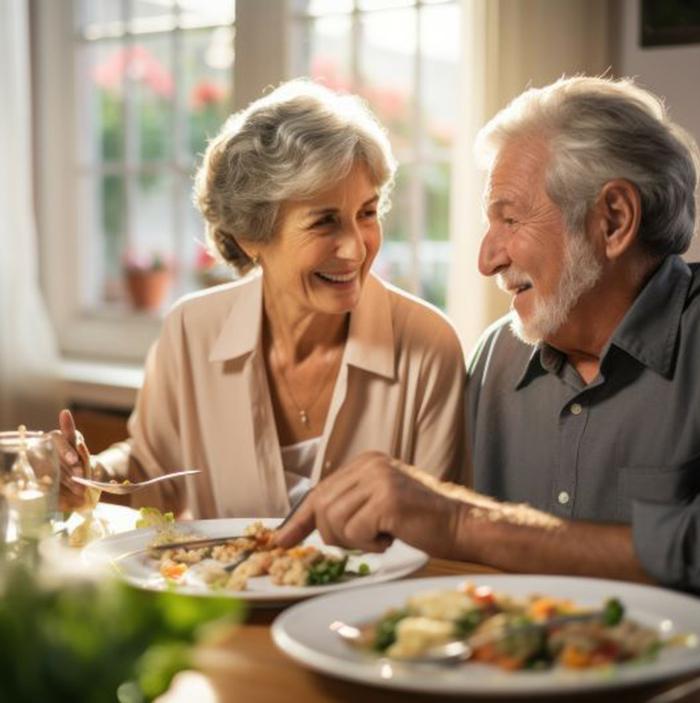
[0,562,245,703]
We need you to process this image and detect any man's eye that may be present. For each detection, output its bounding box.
[361,209,378,219]
[503,217,517,226]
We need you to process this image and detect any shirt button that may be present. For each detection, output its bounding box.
[569,403,583,415]
[557,491,570,505]
[324,461,332,470]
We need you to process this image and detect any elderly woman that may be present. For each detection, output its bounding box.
[55,80,466,518]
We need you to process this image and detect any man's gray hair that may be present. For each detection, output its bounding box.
[475,76,699,258]
[194,79,396,274]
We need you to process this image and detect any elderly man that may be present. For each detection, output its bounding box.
[276,76,700,591]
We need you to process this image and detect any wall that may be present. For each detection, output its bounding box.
[614,0,700,261]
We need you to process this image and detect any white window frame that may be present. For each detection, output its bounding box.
[34,0,289,363]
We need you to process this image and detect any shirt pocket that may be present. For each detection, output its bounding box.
[617,453,700,521]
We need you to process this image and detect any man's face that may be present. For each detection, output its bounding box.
[478,136,602,345]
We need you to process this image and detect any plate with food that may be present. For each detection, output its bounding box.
[81,511,427,603]
[271,574,700,696]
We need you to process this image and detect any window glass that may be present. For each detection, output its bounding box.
[73,0,235,313]
[291,0,459,307]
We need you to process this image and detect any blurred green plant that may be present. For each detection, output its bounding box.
[0,560,245,703]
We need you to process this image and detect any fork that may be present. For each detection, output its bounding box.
[71,469,200,495]
[331,610,609,665]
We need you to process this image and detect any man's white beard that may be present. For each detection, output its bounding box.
[508,233,603,346]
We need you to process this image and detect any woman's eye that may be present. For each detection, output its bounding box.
[503,217,517,226]
[311,215,336,228]
[361,209,378,220]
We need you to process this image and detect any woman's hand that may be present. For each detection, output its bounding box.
[274,451,464,557]
[50,409,92,511]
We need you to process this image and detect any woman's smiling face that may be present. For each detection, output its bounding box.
[253,161,382,319]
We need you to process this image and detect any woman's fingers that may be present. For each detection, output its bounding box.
[58,408,78,446]
[52,408,92,509]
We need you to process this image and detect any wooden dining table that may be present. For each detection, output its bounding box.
[157,558,699,703]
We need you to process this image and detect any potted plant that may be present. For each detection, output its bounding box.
[123,251,174,312]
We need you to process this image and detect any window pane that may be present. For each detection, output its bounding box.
[130,0,176,34]
[421,2,459,155]
[293,0,353,16]
[131,37,175,162]
[76,0,126,38]
[129,171,176,265]
[375,169,418,291]
[77,40,126,164]
[94,172,126,304]
[179,0,236,28]
[183,27,234,159]
[358,0,414,10]
[358,8,415,157]
[299,15,353,91]
[425,161,450,241]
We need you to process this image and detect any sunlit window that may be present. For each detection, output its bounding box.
[290,0,460,307]
[74,0,235,314]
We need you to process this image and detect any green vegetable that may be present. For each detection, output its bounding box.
[373,608,409,652]
[454,608,487,637]
[358,562,370,576]
[0,560,245,703]
[602,597,625,626]
[307,556,348,585]
[135,507,175,530]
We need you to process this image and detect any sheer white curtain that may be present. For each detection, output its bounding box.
[447,0,612,356]
[0,0,62,430]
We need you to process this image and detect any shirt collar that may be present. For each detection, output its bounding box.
[209,271,263,362]
[515,255,691,388]
[607,254,691,378]
[209,271,396,380]
[344,273,396,380]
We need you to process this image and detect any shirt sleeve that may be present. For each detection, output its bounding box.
[124,304,188,512]
[411,318,468,484]
[632,495,700,592]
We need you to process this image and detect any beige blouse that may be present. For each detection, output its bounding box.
[98,271,466,518]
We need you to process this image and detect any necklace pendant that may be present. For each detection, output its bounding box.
[299,410,309,426]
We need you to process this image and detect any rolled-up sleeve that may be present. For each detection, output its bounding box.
[633,497,700,591]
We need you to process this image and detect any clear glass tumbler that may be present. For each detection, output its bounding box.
[0,430,60,543]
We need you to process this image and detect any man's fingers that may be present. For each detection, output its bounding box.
[275,496,317,548]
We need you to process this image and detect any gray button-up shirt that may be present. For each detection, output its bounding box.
[467,255,700,591]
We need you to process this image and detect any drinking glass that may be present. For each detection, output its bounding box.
[0,430,60,543]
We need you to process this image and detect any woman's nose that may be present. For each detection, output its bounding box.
[338,223,366,261]
[478,226,509,277]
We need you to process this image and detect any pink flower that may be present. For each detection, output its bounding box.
[93,45,174,98]
[191,80,227,109]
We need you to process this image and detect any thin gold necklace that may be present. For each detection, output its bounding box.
[274,345,343,427]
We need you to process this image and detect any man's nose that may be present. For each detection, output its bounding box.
[478,226,509,277]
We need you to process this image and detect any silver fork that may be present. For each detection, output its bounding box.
[331,610,609,665]
[71,469,200,495]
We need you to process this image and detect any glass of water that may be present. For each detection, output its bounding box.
[0,429,60,543]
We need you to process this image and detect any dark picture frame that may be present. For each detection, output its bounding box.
[641,0,700,47]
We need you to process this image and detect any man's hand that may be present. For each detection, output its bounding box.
[275,451,463,556]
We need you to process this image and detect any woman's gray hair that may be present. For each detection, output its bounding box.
[194,79,396,274]
[475,76,699,258]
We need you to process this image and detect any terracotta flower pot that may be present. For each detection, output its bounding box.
[124,268,172,311]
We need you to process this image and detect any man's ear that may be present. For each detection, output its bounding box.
[592,179,642,260]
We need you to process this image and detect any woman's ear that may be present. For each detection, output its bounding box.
[593,179,642,261]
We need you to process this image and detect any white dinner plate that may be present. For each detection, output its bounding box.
[81,517,427,603]
[272,574,700,696]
